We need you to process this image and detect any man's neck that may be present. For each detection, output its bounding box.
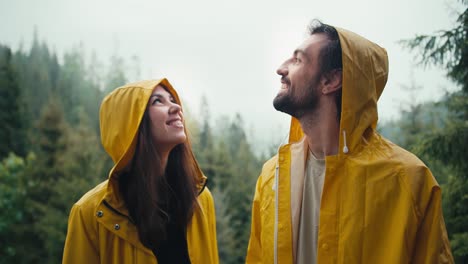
[298,108,340,159]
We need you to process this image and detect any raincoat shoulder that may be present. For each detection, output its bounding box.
[62,181,108,263]
[258,155,278,188]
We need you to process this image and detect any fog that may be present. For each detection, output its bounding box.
[0,0,460,149]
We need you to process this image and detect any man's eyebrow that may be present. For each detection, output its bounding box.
[294,49,307,57]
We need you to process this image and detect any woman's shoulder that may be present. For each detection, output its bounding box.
[197,186,215,210]
[73,180,109,212]
[198,185,213,200]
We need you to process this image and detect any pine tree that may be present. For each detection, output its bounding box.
[0,153,33,262]
[0,45,26,158]
[25,97,69,262]
[401,1,467,261]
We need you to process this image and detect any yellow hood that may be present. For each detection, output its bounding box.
[288,28,389,154]
[99,79,205,208]
[100,79,183,177]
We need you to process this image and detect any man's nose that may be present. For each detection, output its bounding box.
[276,61,288,76]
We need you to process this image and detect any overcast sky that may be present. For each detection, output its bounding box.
[0,0,461,150]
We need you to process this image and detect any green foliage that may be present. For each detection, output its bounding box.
[103,54,127,95]
[0,31,124,263]
[0,153,31,262]
[400,2,467,93]
[398,1,468,262]
[192,101,260,263]
[1,30,266,263]
[443,175,468,261]
[0,45,26,158]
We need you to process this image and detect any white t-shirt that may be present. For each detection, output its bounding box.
[296,151,325,264]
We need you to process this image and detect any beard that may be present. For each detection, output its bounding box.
[273,77,320,118]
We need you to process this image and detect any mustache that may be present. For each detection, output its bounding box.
[281,76,290,85]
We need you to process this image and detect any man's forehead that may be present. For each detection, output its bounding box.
[298,34,329,55]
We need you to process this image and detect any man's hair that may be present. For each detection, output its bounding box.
[308,19,343,121]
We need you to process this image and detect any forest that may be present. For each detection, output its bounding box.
[0,3,466,263]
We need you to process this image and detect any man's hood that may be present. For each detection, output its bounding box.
[288,27,389,155]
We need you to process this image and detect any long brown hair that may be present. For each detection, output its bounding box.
[118,107,199,250]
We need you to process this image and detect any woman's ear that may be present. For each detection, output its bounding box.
[321,69,342,94]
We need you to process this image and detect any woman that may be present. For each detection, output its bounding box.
[62,79,219,264]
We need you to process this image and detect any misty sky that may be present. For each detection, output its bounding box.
[0,0,461,149]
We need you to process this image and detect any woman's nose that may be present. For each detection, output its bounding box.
[169,102,182,114]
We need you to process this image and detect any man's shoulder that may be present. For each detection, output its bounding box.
[254,154,279,189]
[381,137,432,173]
[372,135,439,190]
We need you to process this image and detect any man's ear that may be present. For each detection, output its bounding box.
[320,69,342,94]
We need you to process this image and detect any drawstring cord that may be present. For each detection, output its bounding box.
[342,130,349,154]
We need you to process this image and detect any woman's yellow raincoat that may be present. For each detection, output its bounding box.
[246,28,454,263]
[62,79,219,264]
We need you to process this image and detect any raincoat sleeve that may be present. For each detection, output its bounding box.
[246,175,263,264]
[412,187,454,263]
[62,203,99,264]
[206,188,220,264]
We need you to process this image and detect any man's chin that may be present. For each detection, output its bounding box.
[273,95,294,115]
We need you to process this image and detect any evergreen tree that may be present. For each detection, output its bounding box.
[216,114,259,264]
[0,35,133,262]
[0,45,26,158]
[37,107,107,262]
[103,54,127,94]
[25,97,69,262]
[401,1,467,261]
[0,153,34,263]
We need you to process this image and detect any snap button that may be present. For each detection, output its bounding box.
[322,243,329,250]
[96,211,103,217]
[114,224,120,230]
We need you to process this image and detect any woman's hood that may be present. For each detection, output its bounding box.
[99,79,204,183]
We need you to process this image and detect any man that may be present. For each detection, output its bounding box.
[246,20,454,264]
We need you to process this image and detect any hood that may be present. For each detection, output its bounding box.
[288,27,389,155]
[99,79,206,209]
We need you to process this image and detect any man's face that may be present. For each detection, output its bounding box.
[273,34,328,118]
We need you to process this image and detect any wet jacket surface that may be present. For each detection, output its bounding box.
[246,28,454,264]
[62,79,219,264]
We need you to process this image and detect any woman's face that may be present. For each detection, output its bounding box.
[147,85,186,153]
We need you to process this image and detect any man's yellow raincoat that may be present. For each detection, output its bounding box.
[246,28,454,263]
[62,79,219,264]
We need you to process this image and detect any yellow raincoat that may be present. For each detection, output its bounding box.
[246,28,454,263]
[63,79,219,264]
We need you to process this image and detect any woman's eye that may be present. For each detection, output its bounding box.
[152,98,162,105]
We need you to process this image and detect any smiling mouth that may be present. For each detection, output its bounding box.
[166,119,184,128]
[280,76,290,90]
